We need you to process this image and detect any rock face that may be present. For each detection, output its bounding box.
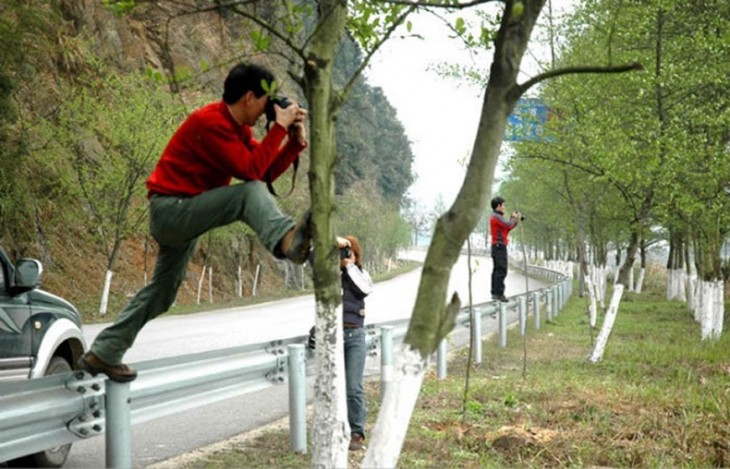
[56,0,250,91]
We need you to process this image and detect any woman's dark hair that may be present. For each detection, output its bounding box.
[491,196,505,210]
[344,235,363,269]
[222,63,274,104]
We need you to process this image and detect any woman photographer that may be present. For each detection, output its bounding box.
[337,235,373,451]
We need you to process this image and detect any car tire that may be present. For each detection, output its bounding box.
[9,356,74,468]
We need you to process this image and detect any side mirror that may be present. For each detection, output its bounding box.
[14,258,43,292]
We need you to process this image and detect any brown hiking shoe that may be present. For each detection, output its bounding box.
[78,351,138,383]
[349,433,366,451]
[282,210,313,264]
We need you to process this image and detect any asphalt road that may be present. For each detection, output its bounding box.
[64,250,544,468]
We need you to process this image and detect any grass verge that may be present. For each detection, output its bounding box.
[158,286,730,468]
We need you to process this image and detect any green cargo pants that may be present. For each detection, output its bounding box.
[90,182,295,365]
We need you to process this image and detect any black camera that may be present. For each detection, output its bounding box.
[520,214,526,221]
[340,246,352,259]
[264,95,293,125]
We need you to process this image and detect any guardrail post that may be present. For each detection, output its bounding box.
[380,326,393,401]
[437,339,447,380]
[472,307,482,365]
[546,289,553,321]
[106,380,131,469]
[519,296,527,336]
[557,284,563,312]
[499,302,507,348]
[533,291,541,329]
[287,344,306,454]
[554,285,560,317]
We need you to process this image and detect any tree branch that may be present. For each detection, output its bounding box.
[513,62,644,99]
[374,0,500,8]
[337,5,417,109]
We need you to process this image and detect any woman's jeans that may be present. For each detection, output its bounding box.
[344,327,367,438]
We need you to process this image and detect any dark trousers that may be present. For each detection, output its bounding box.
[90,182,294,365]
[344,327,367,438]
[491,244,508,296]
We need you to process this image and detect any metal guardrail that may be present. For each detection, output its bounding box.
[0,264,573,465]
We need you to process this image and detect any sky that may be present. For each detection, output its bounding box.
[365,2,576,212]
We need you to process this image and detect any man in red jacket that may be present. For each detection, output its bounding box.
[489,196,521,302]
[79,63,312,382]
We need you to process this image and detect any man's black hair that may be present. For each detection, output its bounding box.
[222,63,275,104]
[491,196,505,211]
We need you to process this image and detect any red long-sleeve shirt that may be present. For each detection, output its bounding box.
[147,100,306,197]
[489,211,519,246]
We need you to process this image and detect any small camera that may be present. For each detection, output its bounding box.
[340,247,351,259]
[264,95,293,124]
[520,215,526,221]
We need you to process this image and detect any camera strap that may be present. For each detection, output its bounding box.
[267,156,299,198]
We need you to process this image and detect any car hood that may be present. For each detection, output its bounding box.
[28,289,83,326]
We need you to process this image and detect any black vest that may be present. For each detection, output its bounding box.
[342,268,366,327]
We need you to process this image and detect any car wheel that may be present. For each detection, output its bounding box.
[11,356,74,468]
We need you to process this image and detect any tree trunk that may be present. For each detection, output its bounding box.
[588,284,625,363]
[364,1,547,466]
[99,269,113,315]
[304,2,351,466]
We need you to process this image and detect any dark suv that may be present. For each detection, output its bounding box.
[0,247,86,467]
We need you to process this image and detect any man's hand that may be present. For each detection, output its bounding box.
[288,121,307,146]
[276,102,308,146]
[336,236,351,249]
[512,211,521,220]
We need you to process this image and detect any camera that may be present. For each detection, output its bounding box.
[264,95,293,124]
[340,246,352,259]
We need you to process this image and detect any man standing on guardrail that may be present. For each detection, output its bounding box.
[78,62,312,383]
[489,196,521,303]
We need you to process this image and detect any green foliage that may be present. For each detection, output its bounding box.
[0,0,61,251]
[50,71,186,265]
[336,179,411,272]
[164,280,730,468]
[347,1,409,51]
[506,0,729,270]
[333,35,415,203]
[101,0,137,16]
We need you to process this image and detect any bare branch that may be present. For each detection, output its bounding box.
[513,62,644,99]
[375,0,501,8]
[336,5,417,109]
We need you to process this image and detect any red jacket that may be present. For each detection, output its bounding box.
[147,101,306,197]
[489,210,518,246]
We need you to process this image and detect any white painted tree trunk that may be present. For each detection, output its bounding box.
[252,264,261,296]
[99,270,113,315]
[311,302,349,468]
[676,269,687,302]
[362,345,427,468]
[687,274,697,311]
[699,280,724,340]
[584,273,597,328]
[635,268,645,293]
[667,268,687,302]
[693,277,703,322]
[666,268,673,300]
[196,265,206,305]
[588,284,625,363]
[207,266,213,303]
[592,264,606,309]
[236,264,243,297]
